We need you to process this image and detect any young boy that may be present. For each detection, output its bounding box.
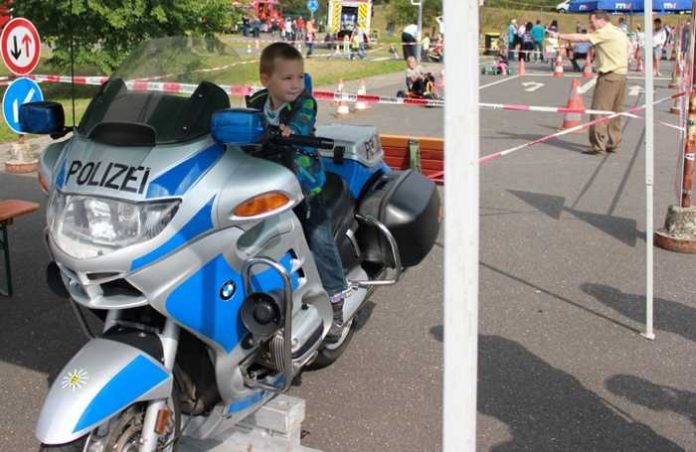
[246,42,347,336]
[405,56,436,98]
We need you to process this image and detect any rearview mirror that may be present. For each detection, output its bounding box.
[19,101,65,135]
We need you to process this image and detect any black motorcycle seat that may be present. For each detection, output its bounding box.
[321,172,355,241]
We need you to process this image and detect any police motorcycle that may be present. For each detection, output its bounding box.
[25,36,440,451]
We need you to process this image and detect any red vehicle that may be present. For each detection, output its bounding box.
[0,0,12,29]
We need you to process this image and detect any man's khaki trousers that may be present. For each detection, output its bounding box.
[589,72,627,152]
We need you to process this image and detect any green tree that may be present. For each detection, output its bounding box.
[387,0,442,28]
[12,0,238,74]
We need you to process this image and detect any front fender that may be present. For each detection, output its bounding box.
[37,338,172,445]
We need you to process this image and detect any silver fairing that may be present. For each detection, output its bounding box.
[36,338,172,445]
[45,132,304,310]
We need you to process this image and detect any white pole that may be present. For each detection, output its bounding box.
[643,1,655,340]
[443,0,479,450]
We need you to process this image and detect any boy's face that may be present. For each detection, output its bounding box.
[261,58,305,104]
[407,57,417,69]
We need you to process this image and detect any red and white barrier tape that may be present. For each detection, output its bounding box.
[426,91,686,181]
[480,102,616,116]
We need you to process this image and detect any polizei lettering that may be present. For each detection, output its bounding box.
[65,160,151,194]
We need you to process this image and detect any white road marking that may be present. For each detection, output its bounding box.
[629,85,645,96]
[522,81,544,92]
[577,78,597,94]
[480,75,520,90]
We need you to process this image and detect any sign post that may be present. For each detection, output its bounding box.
[1,17,42,174]
[307,0,318,19]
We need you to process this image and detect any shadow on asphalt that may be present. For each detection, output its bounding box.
[606,374,696,428]
[483,131,588,155]
[477,335,683,451]
[479,262,640,334]
[427,329,682,450]
[582,283,696,343]
[507,190,640,246]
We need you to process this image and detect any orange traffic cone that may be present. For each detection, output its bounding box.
[582,49,593,78]
[670,94,682,115]
[355,80,369,111]
[560,79,584,132]
[553,53,564,78]
[669,55,682,89]
[247,42,252,54]
[336,79,350,115]
[518,58,526,76]
[255,39,260,51]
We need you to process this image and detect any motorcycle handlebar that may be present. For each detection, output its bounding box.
[270,133,335,150]
[264,126,334,150]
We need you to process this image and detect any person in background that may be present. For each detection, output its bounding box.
[305,18,316,58]
[532,20,545,62]
[618,17,629,34]
[521,22,535,62]
[549,20,558,33]
[517,20,527,60]
[402,23,418,60]
[507,19,518,60]
[296,16,305,42]
[549,10,628,155]
[421,32,431,61]
[571,29,591,71]
[653,18,667,76]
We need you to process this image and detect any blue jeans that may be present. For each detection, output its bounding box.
[298,195,347,296]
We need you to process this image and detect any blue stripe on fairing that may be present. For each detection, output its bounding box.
[130,197,215,271]
[321,157,390,198]
[146,144,225,199]
[165,253,299,353]
[55,159,67,189]
[73,355,169,433]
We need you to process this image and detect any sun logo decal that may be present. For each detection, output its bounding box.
[61,369,89,391]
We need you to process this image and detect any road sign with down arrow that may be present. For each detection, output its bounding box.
[1,18,41,76]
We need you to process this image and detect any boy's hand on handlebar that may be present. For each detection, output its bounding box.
[279,124,292,137]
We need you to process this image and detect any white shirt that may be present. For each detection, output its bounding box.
[404,24,418,37]
[263,98,287,126]
[654,28,667,47]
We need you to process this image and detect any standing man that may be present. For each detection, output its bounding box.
[402,23,418,60]
[507,19,518,61]
[549,11,628,155]
[531,20,545,62]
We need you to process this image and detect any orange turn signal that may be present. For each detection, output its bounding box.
[233,192,291,217]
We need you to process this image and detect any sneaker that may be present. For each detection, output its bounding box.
[327,293,345,338]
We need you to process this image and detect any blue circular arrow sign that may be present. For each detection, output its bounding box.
[2,77,43,134]
[307,0,319,12]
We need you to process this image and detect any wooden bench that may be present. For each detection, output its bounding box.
[0,200,40,296]
[380,134,444,184]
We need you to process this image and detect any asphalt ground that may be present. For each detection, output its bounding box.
[2,58,696,451]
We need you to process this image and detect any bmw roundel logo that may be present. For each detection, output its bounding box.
[220,281,236,300]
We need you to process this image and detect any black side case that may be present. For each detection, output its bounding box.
[357,170,440,268]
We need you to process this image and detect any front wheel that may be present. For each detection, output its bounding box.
[309,318,357,370]
[40,388,181,452]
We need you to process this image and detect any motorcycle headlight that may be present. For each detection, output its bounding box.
[47,191,180,259]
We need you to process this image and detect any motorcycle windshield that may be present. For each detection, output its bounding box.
[77,36,243,145]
